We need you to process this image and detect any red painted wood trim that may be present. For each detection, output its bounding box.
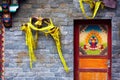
[108,20,112,80]
[79,55,108,59]
[74,19,111,25]
[79,69,107,72]
[74,20,79,80]
[74,19,112,80]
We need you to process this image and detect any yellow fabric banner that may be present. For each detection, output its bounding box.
[21,17,69,73]
[79,0,104,19]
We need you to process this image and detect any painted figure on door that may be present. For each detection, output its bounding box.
[79,25,108,55]
[89,36,98,50]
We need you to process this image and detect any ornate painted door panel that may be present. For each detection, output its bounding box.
[74,19,111,80]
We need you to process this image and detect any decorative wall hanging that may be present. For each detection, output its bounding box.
[21,17,69,73]
[0,18,5,80]
[79,0,117,19]
[0,0,19,28]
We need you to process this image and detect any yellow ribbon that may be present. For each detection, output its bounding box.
[49,27,69,73]
[21,24,37,68]
[21,18,69,73]
[29,18,55,32]
[79,0,104,19]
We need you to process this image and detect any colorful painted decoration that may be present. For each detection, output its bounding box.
[79,25,108,55]
[10,0,19,12]
[3,13,12,27]
[21,17,69,73]
[0,6,2,12]
[0,17,5,80]
[0,0,19,28]
[0,0,20,79]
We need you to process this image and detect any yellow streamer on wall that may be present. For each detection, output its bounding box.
[21,17,69,73]
[21,24,37,68]
[79,0,104,19]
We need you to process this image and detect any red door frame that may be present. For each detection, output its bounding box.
[74,19,112,80]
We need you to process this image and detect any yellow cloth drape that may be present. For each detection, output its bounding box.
[21,24,37,68]
[79,0,104,19]
[21,18,69,73]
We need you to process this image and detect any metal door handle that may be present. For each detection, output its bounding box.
[106,60,110,68]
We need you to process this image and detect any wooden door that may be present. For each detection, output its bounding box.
[74,19,112,80]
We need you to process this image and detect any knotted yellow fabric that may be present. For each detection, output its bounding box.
[21,24,37,68]
[21,17,69,73]
[79,0,104,19]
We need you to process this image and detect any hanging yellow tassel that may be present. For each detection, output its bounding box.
[21,24,37,68]
[49,27,69,73]
[92,1,102,18]
[35,31,39,48]
[79,0,104,19]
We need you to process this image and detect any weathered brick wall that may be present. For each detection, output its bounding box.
[5,0,73,80]
[4,0,120,80]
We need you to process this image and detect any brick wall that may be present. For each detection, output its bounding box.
[4,0,120,80]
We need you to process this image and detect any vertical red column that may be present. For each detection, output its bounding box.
[0,13,4,80]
